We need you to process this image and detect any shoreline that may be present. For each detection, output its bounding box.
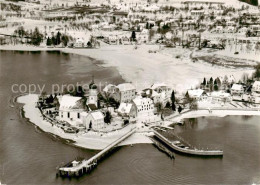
[16,94,260,150]
[1,44,256,93]
[167,109,260,125]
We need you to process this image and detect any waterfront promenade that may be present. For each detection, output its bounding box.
[153,130,223,156]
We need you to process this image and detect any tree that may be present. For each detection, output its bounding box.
[214,79,219,91]
[56,31,61,45]
[104,111,112,124]
[31,27,43,46]
[171,90,176,111]
[61,35,69,46]
[146,22,149,29]
[178,105,183,113]
[51,36,57,46]
[209,77,214,91]
[155,102,164,120]
[46,37,52,46]
[131,31,136,41]
[254,63,260,79]
[202,77,206,86]
[87,41,92,47]
[165,102,171,108]
[17,26,25,38]
[89,121,92,129]
[246,29,252,37]
[161,24,170,34]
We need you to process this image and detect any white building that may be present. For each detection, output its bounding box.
[149,83,172,107]
[104,83,136,103]
[74,38,85,48]
[117,83,136,103]
[190,10,204,17]
[210,91,232,103]
[83,111,105,130]
[186,89,208,101]
[181,0,225,9]
[252,81,260,97]
[58,95,85,126]
[231,84,244,96]
[117,103,137,117]
[133,97,155,118]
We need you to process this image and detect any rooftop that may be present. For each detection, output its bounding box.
[59,95,83,110]
[117,83,136,92]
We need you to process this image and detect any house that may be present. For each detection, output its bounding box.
[109,36,118,45]
[103,83,136,103]
[210,91,232,103]
[133,97,155,119]
[186,89,208,101]
[190,10,205,17]
[252,81,260,97]
[117,83,136,103]
[226,26,235,34]
[58,95,85,125]
[231,84,244,96]
[238,27,248,34]
[117,103,137,117]
[121,36,131,45]
[74,38,85,48]
[181,0,224,9]
[112,11,128,24]
[150,83,172,107]
[103,84,120,101]
[83,111,105,130]
[215,26,224,33]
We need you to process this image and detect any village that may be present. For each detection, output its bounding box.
[0,0,260,55]
[36,66,260,136]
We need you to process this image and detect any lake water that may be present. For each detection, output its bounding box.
[0,50,260,185]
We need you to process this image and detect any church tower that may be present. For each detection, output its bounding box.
[87,75,98,107]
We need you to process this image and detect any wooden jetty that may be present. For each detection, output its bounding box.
[57,127,136,178]
[153,130,223,156]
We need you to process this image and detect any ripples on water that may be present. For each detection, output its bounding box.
[0,51,260,184]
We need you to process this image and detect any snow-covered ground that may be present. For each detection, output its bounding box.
[1,44,256,93]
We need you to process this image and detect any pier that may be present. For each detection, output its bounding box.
[57,127,136,178]
[149,137,175,159]
[153,129,223,156]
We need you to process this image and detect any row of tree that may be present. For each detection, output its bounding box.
[46,31,70,46]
